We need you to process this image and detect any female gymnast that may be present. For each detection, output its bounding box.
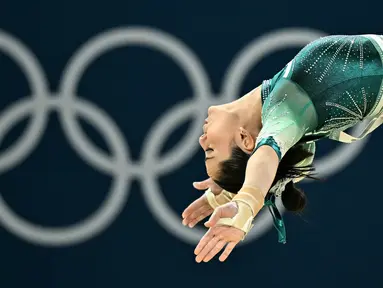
[181,34,383,263]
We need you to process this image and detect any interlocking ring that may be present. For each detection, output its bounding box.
[0,27,370,247]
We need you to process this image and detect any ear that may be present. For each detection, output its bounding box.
[236,127,255,153]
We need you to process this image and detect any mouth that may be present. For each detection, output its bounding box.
[205,148,214,160]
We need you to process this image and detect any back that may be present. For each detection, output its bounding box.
[262,34,383,133]
[255,35,383,160]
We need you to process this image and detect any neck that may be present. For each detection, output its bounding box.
[226,85,263,137]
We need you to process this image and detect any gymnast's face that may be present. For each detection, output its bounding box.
[199,105,255,178]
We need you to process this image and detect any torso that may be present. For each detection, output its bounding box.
[261,35,383,142]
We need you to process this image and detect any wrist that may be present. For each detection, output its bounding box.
[216,200,254,238]
[211,188,222,195]
[215,190,235,205]
[233,185,265,215]
[205,188,220,208]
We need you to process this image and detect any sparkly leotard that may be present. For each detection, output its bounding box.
[254,35,383,244]
[255,35,383,160]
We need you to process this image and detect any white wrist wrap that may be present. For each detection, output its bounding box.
[216,186,264,239]
[205,189,235,209]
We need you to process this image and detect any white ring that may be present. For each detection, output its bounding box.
[0,30,50,173]
[0,27,371,247]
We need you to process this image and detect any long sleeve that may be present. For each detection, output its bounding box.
[254,78,318,160]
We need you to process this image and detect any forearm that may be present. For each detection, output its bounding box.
[214,147,279,236]
[243,145,279,196]
[233,145,279,215]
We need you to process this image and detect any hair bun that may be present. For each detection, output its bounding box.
[281,182,306,212]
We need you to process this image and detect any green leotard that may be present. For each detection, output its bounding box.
[256,35,383,244]
[256,34,383,160]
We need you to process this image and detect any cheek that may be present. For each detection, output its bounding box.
[209,131,233,156]
[206,161,219,178]
[209,122,231,143]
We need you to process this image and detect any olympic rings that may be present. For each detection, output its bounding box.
[0,27,370,246]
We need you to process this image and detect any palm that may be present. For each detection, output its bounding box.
[194,202,244,263]
[182,178,223,227]
[194,225,244,263]
[182,195,213,227]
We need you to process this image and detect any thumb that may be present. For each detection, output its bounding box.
[193,178,211,190]
[204,203,238,228]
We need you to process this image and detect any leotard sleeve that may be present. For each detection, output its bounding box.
[254,78,318,160]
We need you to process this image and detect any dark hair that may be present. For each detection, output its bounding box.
[213,144,317,213]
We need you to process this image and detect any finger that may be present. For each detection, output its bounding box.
[182,199,204,219]
[194,228,216,255]
[188,208,213,227]
[203,239,226,262]
[205,203,238,228]
[183,206,211,227]
[189,205,211,222]
[193,179,211,190]
[183,199,210,223]
[204,208,222,228]
[195,236,221,263]
[219,242,238,262]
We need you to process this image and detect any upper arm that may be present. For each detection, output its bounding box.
[254,78,318,160]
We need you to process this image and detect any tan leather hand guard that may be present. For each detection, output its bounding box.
[216,186,264,239]
[205,188,235,209]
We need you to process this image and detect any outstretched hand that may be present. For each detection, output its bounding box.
[182,178,223,228]
[194,202,245,263]
[193,178,223,195]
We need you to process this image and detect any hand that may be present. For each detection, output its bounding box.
[194,178,223,195]
[182,178,223,228]
[194,202,245,263]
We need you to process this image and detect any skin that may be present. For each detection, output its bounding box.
[199,86,263,178]
[181,178,222,228]
[182,84,281,263]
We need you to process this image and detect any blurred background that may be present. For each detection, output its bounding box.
[0,0,382,287]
